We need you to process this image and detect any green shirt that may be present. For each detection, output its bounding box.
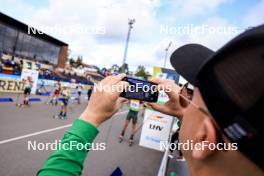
[37,119,99,176]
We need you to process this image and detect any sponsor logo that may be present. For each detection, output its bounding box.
[0,78,24,93]
[149,124,164,131]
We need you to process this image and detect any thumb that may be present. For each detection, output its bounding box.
[116,97,129,109]
[117,97,129,104]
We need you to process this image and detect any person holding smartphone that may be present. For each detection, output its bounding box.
[38,74,129,175]
[38,25,264,176]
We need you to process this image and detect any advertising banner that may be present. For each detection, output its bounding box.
[139,109,174,151]
[0,78,23,93]
[152,66,180,82]
[139,66,180,151]
[0,73,20,81]
[23,60,41,71]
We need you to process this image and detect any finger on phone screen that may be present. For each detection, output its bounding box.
[151,78,180,101]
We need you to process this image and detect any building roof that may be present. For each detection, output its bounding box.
[0,12,68,46]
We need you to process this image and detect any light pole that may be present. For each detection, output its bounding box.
[121,18,135,73]
[163,41,172,68]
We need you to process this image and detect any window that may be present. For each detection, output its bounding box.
[0,22,60,64]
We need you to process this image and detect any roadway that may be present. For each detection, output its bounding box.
[0,92,164,176]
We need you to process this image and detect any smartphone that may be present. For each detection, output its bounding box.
[120,77,159,102]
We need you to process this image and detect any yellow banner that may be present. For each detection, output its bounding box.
[152,66,162,79]
[0,78,24,93]
[23,60,41,71]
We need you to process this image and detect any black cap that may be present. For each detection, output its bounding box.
[170,24,264,169]
[170,44,214,85]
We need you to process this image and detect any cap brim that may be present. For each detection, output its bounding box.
[170,44,214,85]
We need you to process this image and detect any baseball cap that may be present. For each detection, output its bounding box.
[170,24,264,169]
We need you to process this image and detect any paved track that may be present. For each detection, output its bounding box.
[0,93,164,176]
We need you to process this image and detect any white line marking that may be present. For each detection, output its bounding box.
[0,110,128,145]
[0,124,72,144]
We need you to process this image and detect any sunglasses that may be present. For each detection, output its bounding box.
[177,83,226,148]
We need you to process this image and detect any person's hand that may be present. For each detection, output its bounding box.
[146,78,184,119]
[80,74,129,127]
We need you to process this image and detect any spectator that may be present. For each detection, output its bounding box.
[169,121,183,160]
[37,74,128,175]
[76,83,83,104]
[20,59,23,67]
[0,50,3,59]
[148,26,264,175]
[87,86,93,100]
[38,25,264,176]
[0,60,3,73]
[9,58,15,67]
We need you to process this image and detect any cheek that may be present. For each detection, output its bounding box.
[179,107,200,158]
[179,107,199,143]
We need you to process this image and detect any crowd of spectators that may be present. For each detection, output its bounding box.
[38,68,94,85]
[0,56,22,75]
[0,52,104,85]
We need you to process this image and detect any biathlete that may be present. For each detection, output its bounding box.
[119,99,145,146]
[54,86,70,120]
[48,80,61,105]
[19,76,33,107]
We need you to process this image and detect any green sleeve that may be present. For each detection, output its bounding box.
[37,119,99,176]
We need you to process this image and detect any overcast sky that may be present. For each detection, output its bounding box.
[1,0,264,72]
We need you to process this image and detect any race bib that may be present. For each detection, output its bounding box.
[130,100,140,111]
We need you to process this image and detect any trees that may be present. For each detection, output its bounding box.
[119,63,129,74]
[111,64,120,73]
[69,58,74,66]
[135,65,149,80]
[76,56,83,67]
[69,56,83,68]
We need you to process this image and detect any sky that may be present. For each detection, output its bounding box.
[0,0,264,72]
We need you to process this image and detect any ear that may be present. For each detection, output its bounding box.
[192,118,217,160]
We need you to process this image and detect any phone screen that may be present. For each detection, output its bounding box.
[120,77,159,102]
